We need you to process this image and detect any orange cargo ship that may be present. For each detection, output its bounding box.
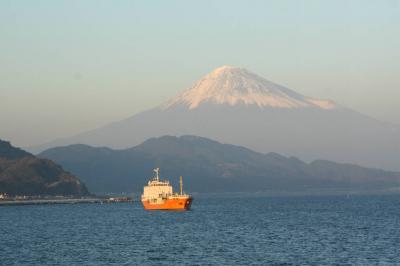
[141,168,192,211]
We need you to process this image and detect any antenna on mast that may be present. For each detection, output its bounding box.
[153,168,160,181]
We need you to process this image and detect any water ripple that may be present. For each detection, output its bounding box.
[1,195,400,265]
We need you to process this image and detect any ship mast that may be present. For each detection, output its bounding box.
[154,168,160,181]
[180,176,183,195]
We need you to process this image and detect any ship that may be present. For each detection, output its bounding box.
[141,168,193,211]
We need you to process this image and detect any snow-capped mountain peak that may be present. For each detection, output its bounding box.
[162,66,336,110]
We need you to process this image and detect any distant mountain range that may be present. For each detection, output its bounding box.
[30,66,400,171]
[39,135,400,194]
[0,139,89,196]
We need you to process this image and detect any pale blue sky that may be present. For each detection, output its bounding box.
[1,0,399,147]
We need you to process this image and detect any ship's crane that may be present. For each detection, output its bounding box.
[180,176,183,195]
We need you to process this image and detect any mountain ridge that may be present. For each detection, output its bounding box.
[39,135,400,194]
[0,139,32,160]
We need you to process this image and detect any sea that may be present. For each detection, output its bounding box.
[1,194,400,265]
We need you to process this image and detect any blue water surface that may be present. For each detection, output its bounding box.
[1,195,400,265]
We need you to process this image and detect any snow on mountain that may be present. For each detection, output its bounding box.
[162,66,336,110]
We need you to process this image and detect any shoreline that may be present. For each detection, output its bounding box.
[0,197,133,206]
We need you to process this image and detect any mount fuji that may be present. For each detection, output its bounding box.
[31,66,400,171]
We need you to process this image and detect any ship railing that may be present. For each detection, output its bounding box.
[148,180,170,186]
[171,192,190,198]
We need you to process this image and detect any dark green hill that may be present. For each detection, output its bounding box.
[0,140,89,196]
[0,139,32,160]
[38,135,400,194]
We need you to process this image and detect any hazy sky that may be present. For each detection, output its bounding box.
[1,0,399,147]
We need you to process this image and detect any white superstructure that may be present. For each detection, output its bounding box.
[141,168,173,203]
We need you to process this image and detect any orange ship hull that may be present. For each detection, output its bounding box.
[142,197,192,211]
